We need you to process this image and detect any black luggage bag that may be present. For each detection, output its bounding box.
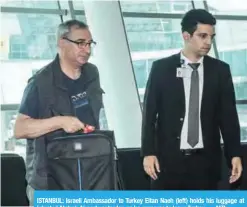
[46,130,123,190]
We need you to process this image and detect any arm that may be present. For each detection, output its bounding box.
[219,64,241,163]
[14,114,63,139]
[141,61,160,157]
[15,114,86,139]
[14,79,85,139]
[14,79,62,139]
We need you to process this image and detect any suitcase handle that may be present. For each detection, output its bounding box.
[47,129,116,150]
[53,132,111,140]
[48,129,114,140]
[50,108,106,137]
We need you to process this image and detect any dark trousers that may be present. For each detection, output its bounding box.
[151,150,218,190]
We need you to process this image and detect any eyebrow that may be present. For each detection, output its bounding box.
[198,32,216,36]
[75,38,93,42]
[197,33,216,38]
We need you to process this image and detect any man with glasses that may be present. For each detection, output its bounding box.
[14,20,104,204]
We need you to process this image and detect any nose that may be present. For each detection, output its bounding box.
[80,45,91,54]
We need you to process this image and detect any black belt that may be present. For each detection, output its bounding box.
[180,148,204,156]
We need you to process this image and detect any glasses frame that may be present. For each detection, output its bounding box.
[63,37,97,49]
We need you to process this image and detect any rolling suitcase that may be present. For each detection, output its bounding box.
[46,130,123,190]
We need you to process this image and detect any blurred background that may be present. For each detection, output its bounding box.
[0,0,246,159]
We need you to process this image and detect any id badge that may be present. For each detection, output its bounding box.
[176,67,183,78]
[176,67,191,78]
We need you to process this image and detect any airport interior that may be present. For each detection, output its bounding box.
[1,0,247,206]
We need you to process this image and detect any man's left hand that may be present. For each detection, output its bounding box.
[229,157,242,183]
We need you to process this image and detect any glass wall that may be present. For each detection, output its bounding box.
[207,0,247,15]
[120,0,247,142]
[0,0,90,157]
[121,0,192,102]
[216,20,247,142]
[1,0,247,158]
[124,17,184,92]
[120,1,193,13]
[1,3,60,157]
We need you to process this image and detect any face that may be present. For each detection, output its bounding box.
[183,23,216,57]
[59,27,95,67]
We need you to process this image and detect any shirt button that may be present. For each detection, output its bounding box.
[180,118,184,121]
[177,136,180,140]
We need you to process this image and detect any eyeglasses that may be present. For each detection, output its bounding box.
[63,37,97,49]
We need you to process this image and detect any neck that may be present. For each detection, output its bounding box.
[182,48,202,63]
[59,57,81,80]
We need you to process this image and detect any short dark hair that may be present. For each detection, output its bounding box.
[57,19,88,40]
[181,9,216,35]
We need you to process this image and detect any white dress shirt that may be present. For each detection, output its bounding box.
[180,52,204,149]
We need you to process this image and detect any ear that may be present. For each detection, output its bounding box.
[182,31,190,41]
[58,38,65,48]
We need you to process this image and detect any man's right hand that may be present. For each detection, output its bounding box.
[14,114,94,139]
[59,116,86,133]
[143,155,160,180]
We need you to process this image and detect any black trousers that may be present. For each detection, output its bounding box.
[151,151,218,190]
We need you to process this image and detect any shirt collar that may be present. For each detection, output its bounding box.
[180,51,204,65]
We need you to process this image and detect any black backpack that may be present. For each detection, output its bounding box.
[45,130,124,190]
